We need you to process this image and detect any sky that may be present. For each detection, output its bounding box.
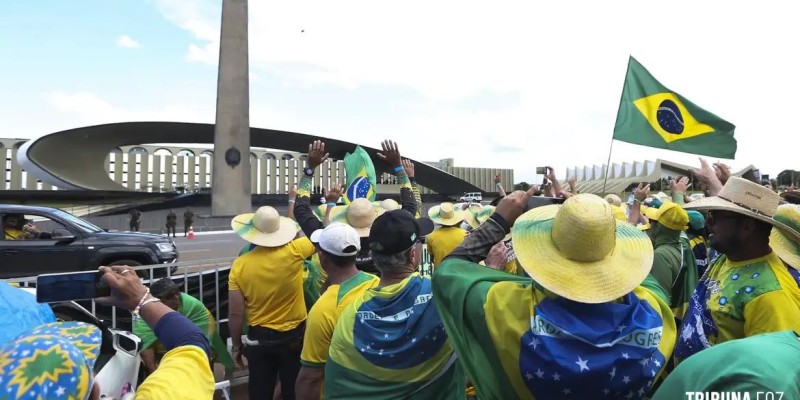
[1,0,798,183]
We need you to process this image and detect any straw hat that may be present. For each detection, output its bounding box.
[232,206,299,247]
[685,177,800,244]
[512,194,654,304]
[463,204,488,229]
[770,204,800,270]
[780,190,800,205]
[428,202,466,226]
[378,198,401,211]
[604,194,622,207]
[330,198,382,237]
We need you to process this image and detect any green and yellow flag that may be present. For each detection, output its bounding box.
[613,56,737,158]
[343,146,377,204]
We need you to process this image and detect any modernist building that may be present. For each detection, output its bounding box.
[566,159,760,195]
[3,134,512,196]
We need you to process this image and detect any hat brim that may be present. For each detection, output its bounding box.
[685,196,800,244]
[330,205,383,237]
[24,321,101,368]
[231,213,299,247]
[512,205,654,304]
[428,207,466,226]
[417,217,435,237]
[771,228,800,271]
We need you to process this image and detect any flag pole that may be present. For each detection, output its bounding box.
[601,139,615,194]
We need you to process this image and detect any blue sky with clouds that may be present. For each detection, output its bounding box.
[2,0,799,182]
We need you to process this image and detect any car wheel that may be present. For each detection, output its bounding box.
[107,259,149,279]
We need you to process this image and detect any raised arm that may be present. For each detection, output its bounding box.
[322,183,344,227]
[404,159,425,218]
[495,174,507,197]
[377,140,417,216]
[295,140,329,236]
[627,183,650,227]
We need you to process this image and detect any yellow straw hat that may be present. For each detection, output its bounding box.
[512,193,654,304]
[378,199,401,211]
[428,202,466,226]
[231,206,298,247]
[463,204,488,229]
[330,198,383,237]
[770,204,800,270]
[686,177,800,244]
[604,194,622,207]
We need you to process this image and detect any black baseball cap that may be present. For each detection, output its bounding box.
[150,278,182,298]
[369,210,435,254]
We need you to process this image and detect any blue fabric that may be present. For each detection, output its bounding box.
[0,282,55,346]
[520,293,667,399]
[153,311,211,357]
[353,275,447,369]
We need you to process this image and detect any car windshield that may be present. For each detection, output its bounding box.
[51,209,104,233]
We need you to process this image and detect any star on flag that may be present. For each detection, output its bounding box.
[575,356,590,372]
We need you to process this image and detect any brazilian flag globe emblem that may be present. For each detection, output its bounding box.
[614,56,737,158]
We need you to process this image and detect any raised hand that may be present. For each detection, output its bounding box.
[289,185,298,200]
[713,162,732,185]
[545,166,557,183]
[376,140,402,168]
[324,182,344,204]
[567,176,577,193]
[634,183,650,202]
[485,241,510,270]
[401,159,415,178]
[670,176,690,194]
[690,158,723,196]
[494,174,502,184]
[307,140,330,170]
[495,187,537,226]
[95,265,149,311]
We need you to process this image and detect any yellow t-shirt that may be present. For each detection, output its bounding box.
[300,271,379,367]
[4,228,24,240]
[426,226,466,268]
[229,237,316,331]
[136,346,215,399]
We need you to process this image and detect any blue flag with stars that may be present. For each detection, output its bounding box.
[325,273,464,399]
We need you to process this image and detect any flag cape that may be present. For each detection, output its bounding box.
[613,56,736,158]
[433,259,677,399]
[343,146,377,204]
[672,235,700,320]
[325,273,464,399]
[134,292,233,370]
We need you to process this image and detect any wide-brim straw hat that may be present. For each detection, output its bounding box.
[685,177,800,244]
[780,190,800,205]
[232,206,298,247]
[512,193,654,304]
[428,202,465,226]
[463,204,487,229]
[330,198,383,237]
[770,204,800,270]
[376,199,401,211]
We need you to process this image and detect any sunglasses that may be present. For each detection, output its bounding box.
[707,210,741,225]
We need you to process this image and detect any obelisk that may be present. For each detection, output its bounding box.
[212,0,251,216]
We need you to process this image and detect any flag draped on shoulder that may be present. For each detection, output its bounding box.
[343,146,377,204]
[325,274,463,399]
[613,56,737,159]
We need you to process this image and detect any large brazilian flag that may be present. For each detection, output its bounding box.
[343,146,377,204]
[613,56,737,159]
[325,274,464,399]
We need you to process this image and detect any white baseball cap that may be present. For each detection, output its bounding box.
[309,222,361,256]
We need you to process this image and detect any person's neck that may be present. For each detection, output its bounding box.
[325,264,361,285]
[725,242,772,262]
[378,268,414,288]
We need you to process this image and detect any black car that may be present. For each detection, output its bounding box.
[1,205,178,278]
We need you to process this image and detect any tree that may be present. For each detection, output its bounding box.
[514,182,531,191]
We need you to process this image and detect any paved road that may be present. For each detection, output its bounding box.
[169,232,245,262]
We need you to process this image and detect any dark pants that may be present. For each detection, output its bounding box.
[184,222,192,236]
[129,221,140,231]
[166,225,176,237]
[245,323,305,400]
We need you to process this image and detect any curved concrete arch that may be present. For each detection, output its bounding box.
[18,122,481,194]
[129,146,149,155]
[153,148,174,156]
[177,149,196,157]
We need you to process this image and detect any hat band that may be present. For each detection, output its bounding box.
[718,194,773,218]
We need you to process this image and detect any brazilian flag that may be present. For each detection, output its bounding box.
[613,56,737,158]
[343,146,377,204]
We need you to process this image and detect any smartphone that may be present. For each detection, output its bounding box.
[525,196,565,212]
[36,271,111,303]
[536,167,547,175]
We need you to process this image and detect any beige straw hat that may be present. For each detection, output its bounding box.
[428,202,466,226]
[330,198,382,237]
[512,194,654,304]
[685,177,800,244]
[231,206,298,247]
[770,204,800,270]
[378,198,401,211]
[604,194,622,207]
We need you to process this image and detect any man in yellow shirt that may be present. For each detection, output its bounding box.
[229,206,315,400]
[426,202,467,268]
[295,223,379,400]
[675,177,800,363]
[3,214,40,240]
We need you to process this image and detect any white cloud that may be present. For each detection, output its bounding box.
[116,35,141,49]
[57,1,800,182]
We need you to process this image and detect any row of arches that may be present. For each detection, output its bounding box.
[119,147,300,161]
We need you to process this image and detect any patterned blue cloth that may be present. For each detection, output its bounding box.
[353,275,448,368]
[0,321,101,400]
[520,293,668,399]
[0,282,55,346]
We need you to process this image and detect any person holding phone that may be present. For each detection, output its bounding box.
[0,266,215,399]
[3,214,41,240]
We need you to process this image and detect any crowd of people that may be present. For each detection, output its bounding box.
[2,138,800,399]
